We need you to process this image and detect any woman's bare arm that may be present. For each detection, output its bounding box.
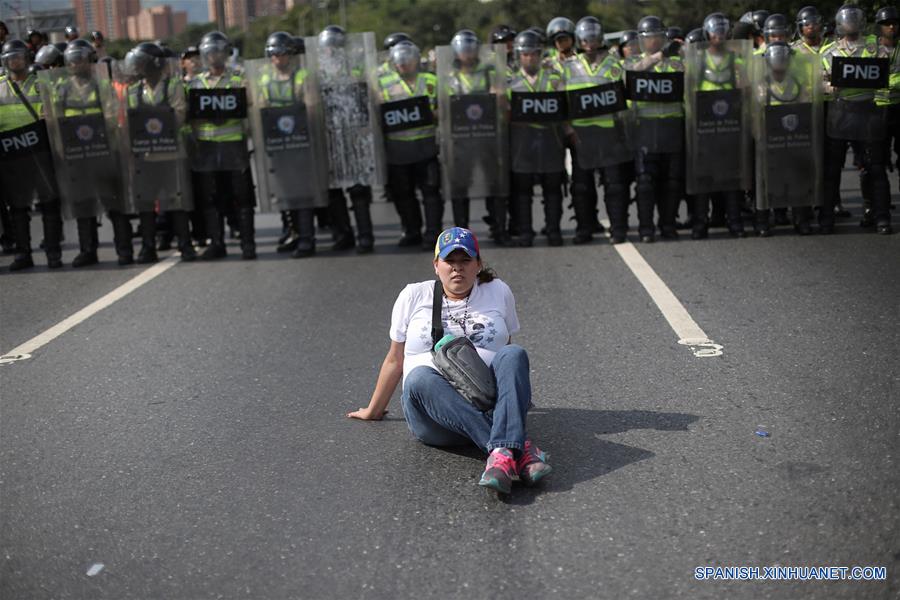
[347,340,405,421]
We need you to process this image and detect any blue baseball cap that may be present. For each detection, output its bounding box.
[434,227,480,259]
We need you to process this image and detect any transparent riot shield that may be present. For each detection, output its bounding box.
[113,60,194,212]
[568,77,633,169]
[186,60,250,173]
[39,64,121,219]
[313,31,385,187]
[750,51,823,209]
[436,44,509,201]
[246,53,328,212]
[624,56,685,154]
[684,40,753,194]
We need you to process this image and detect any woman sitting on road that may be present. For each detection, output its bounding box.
[348,227,552,496]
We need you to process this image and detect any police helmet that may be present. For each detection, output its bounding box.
[764,40,792,71]
[876,7,899,24]
[34,43,62,68]
[763,14,791,42]
[491,24,516,44]
[685,28,704,45]
[64,25,79,39]
[180,45,199,60]
[575,16,603,50]
[389,40,420,67]
[703,12,731,40]
[293,37,306,55]
[546,17,576,41]
[318,25,346,48]
[835,4,866,36]
[126,42,166,78]
[667,26,685,41]
[64,38,97,66]
[513,29,543,57]
[265,31,294,57]
[451,29,479,57]
[383,32,411,51]
[1,39,30,72]
[199,30,231,66]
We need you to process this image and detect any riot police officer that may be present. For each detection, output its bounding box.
[0,39,63,270]
[618,30,640,59]
[545,17,576,72]
[379,41,441,249]
[690,13,749,238]
[564,18,630,244]
[821,5,893,234]
[123,41,196,262]
[627,15,685,242]
[792,6,826,54]
[318,25,378,253]
[188,31,256,258]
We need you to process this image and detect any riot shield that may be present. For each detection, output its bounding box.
[684,40,753,194]
[39,64,120,219]
[751,52,823,209]
[567,78,632,169]
[186,63,250,172]
[0,77,57,208]
[246,53,328,212]
[825,54,888,141]
[436,44,509,201]
[113,61,194,212]
[508,76,567,174]
[625,57,685,154]
[313,32,385,187]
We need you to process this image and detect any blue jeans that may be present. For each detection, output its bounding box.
[401,344,531,454]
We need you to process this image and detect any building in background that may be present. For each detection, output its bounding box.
[1,7,76,42]
[127,5,188,41]
[73,0,140,39]
[207,0,287,30]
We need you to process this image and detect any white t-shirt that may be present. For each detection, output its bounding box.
[389,279,520,386]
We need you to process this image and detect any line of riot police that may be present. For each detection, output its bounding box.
[0,6,896,271]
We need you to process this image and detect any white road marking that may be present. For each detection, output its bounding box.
[601,220,723,358]
[0,254,180,365]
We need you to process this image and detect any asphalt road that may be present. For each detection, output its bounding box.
[1,170,898,599]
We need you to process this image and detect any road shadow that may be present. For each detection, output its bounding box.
[425,407,700,506]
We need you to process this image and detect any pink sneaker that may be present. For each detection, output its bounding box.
[517,439,552,486]
[479,448,517,494]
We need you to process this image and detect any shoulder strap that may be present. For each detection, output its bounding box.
[431,280,444,347]
[8,78,39,122]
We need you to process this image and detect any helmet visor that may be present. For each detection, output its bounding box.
[638,31,667,54]
[836,7,865,35]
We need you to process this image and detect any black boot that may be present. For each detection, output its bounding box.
[157,212,174,250]
[111,213,134,265]
[328,189,355,251]
[41,204,64,268]
[277,210,301,252]
[515,194,535,247]
[239,207,256,259]
[201,208,227,260]
[422,198,444,251]
[292,208,317,258]
[571,194,594,244]
[352,201,375,254]
[72,217,99,267]
[171,211,196,261]
[451,197,470,228]
[137,212,159,263]
[9,207,34,271]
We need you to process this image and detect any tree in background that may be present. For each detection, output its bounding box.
[123,0,888,59]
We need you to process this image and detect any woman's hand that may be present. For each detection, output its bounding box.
[347,407,388,420]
